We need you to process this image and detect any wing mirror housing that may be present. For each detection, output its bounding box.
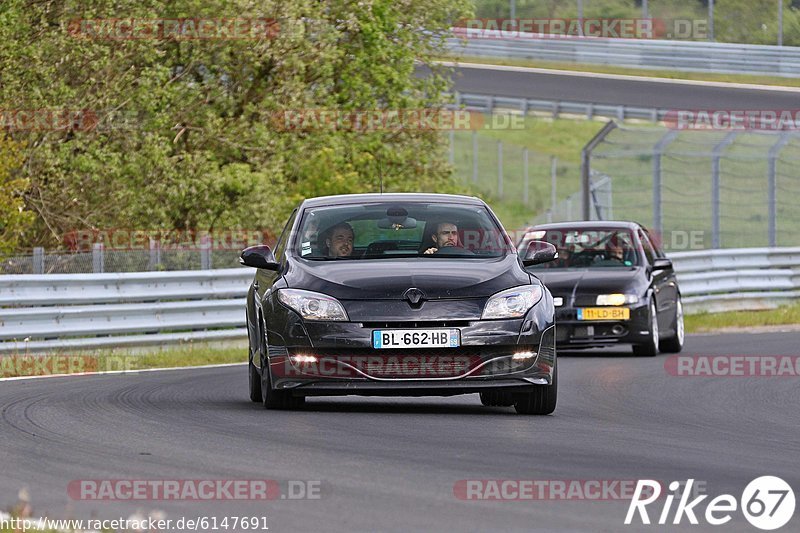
[240,245,280,271]
[522,241,558,267]
[652,258,673,271]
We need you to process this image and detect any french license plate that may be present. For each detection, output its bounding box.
[372,329,460,349]
[577,308,630,321]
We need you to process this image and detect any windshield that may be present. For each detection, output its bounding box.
[520,228,640,269]
[294,202,513,260]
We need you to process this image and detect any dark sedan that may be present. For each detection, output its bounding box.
[240,193,558,414]
[519,221,684,356]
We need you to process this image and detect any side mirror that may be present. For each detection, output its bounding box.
[652,258,673,271]
[240,245,280,271]
[522,241,558,267]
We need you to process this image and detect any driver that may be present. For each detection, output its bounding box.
[424,222,458,254]
[606,241,624,263]
[326,222,355,258]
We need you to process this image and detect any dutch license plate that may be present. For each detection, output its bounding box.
[577,308,631,321]
[372,329,460,349]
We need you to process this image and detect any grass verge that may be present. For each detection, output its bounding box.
[0,342,247,379]
[440,55,800,88]
[685,302,800,333]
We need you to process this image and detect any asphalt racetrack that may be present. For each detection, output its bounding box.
[1,332,798,532]
[441,63,800,110]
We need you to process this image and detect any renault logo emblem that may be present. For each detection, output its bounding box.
[403,288,426,305]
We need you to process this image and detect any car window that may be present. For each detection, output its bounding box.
[644,229,666,258]
[274,209,298,262]
[638,230,656,265]
[293,202,512,260]
[523,228,640,269]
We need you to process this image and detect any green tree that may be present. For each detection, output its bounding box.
[0,137,34,254]
[0,0,472,250]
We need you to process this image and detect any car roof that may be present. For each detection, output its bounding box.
[300,193,485,209]
[531,220,644,231]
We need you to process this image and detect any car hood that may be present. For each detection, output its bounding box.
[532,268,643,297]
[285,255,531,300]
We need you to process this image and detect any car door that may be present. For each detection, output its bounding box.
[251,208,297,369]
[638,228,676,331]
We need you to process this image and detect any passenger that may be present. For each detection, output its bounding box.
[424,222,458,254]
[326,222,355,258]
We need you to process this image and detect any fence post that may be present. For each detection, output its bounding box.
[92,243,104,273]
[472,130,478,183]
[497,140,504,199]
[33,247,44,274]
[711,132,738,249]
[523,148,529,206]
[149,238,161,271]
[551,156,557,214]
[768,133,792,247]
[652,130,679,236]
[200,234,212,270]
[581,121,617,220]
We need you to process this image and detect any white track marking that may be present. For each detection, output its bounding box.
[0,362,246,382]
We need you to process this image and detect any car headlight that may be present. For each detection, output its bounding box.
[596,293,639,306]
[482,285,543,319]
[278,289,349,321]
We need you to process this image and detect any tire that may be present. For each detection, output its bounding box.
[260,353,305,410]
[248,351,262,403]
[513,363,557,415]
[633,300,659,357]
[479,391,515,407]
[660,298,685,354]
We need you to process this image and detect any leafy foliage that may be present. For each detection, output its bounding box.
[0,0,472,250]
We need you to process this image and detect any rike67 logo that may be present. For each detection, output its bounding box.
[625,477,795,530]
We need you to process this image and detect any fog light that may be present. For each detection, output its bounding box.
[512,351,537,360]
[291,354,318,364]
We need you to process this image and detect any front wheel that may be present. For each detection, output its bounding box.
[513,364,557,415]
[260,356,305,410]
[633,300,659,357]
[660,298,685,353]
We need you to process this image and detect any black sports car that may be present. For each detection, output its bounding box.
[240,193,558,414]
[519,221,684,356]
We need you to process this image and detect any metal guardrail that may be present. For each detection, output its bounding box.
[1,248,798,352]
[671,248,800,313]
[0,269,252,352]
[452,92,665,122]
[447,29,800,77]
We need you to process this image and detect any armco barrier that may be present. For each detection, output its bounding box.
[670,248,800,313]
[447,29,800,77]
[1,248,798,351]
[0,269,252,353]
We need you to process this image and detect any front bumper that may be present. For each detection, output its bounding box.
[265,316,556,396]
[554,303,650,349]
